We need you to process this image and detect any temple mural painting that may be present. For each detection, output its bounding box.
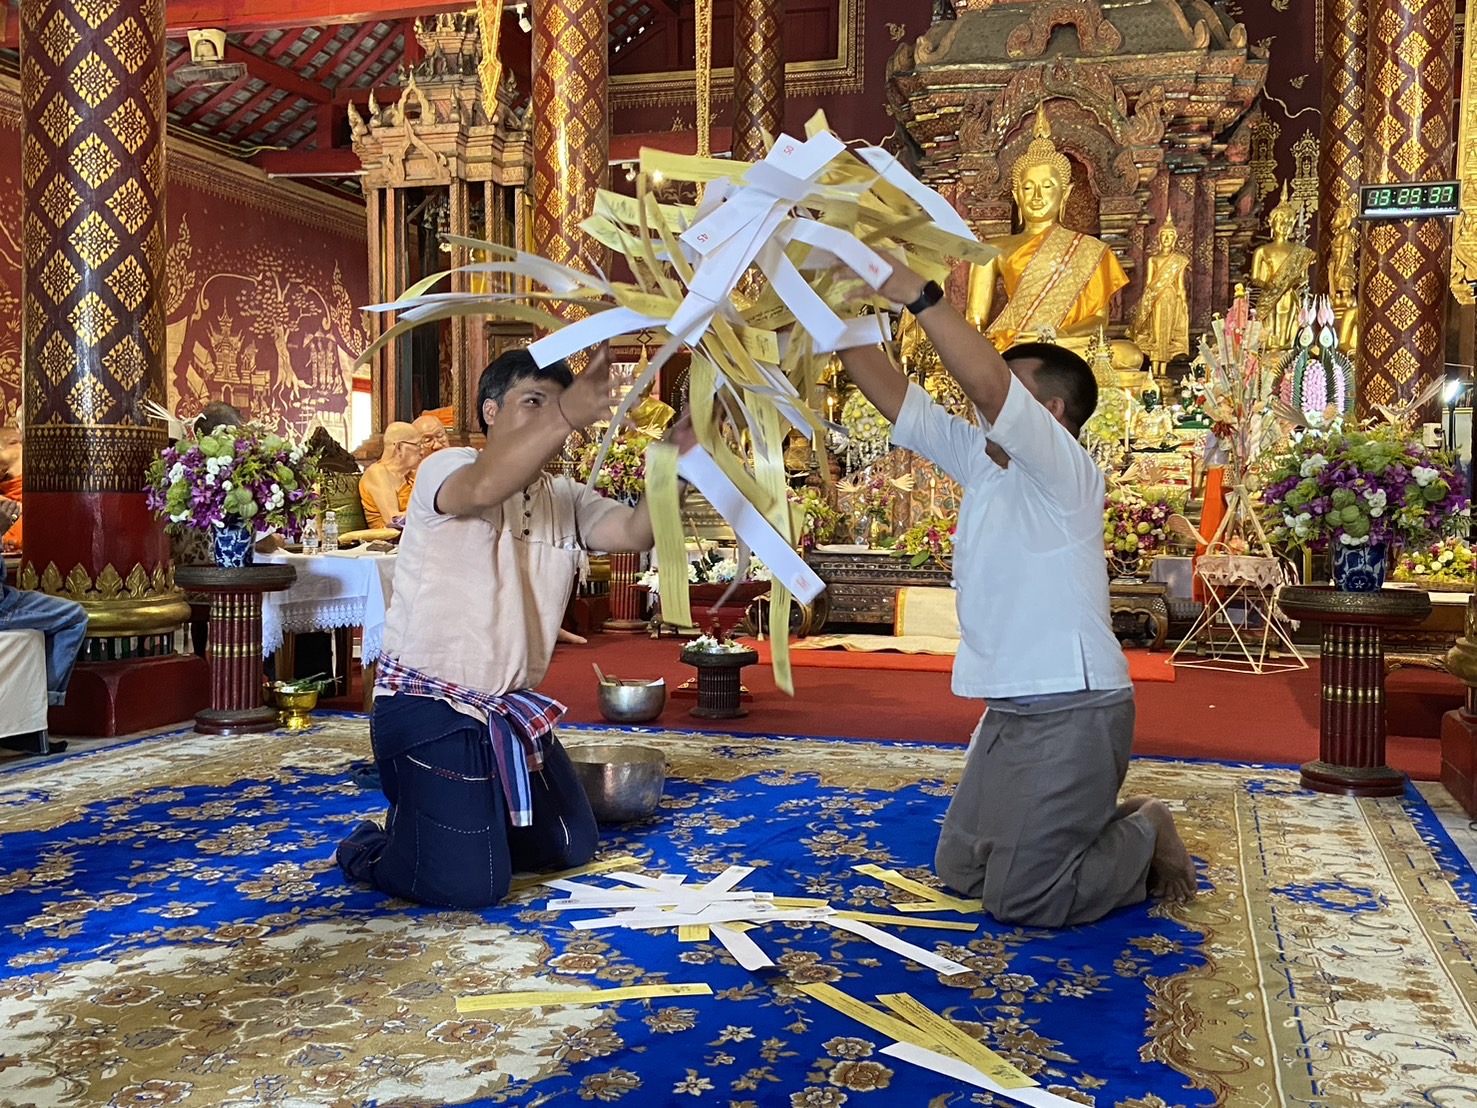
[0,79,368,443]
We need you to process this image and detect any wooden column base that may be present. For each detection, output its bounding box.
[1441,708,1477,818]
[1299,758,1407,797]
[47,654,209,738]
[194,705,281,736]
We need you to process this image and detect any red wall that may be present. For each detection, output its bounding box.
[0,79,368,444]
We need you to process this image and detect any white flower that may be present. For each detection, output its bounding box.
[1413,465,1439,487]
[168,462,186,484]
[1283,511,1314,540]
[221,481,232,491]
[1363,488,1387,517]
[1299,453,1328,477]
[686,562,699,583]
[203,473,216,486]
[1338,532,1369,546]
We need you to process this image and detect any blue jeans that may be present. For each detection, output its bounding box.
[336,693,599,908]
[0,584,88,706]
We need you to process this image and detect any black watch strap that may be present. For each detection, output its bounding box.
[904,280,945,316]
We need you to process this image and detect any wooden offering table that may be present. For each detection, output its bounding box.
[680,645,759,719]
[176,565,297,736]
[803,548,951,628]
[1277,585,1432,797]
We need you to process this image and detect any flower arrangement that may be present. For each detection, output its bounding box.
[576,428,652,502]
[840,388,891,470]
[1392,536,1475,588]
[887,513,956,567]
[145,425,321,540]
[1103,486,1175,562]
[1274,297,1353,420]
[686,633,750,653]
[1260,423,1469,551]
[638,550,773,589]
[1177,363,1210,426]
[789,487,840,549]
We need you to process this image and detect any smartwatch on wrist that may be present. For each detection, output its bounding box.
[903,280,945,316]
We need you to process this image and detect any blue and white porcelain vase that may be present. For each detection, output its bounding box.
[213,520,255,569]
[1331,542,1386,592]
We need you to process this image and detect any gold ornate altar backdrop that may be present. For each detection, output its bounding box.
[0,76,368,443]
[3,717,1477,1107]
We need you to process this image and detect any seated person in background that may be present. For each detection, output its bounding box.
[0,426,22,552]
[412,412,450,456]
[336,344,693,908]
[0,498,89,706]
[360,422,422,530]
[194,401,243,437]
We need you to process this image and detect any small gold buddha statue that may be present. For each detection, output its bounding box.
[1250,185,1315,352]
[1327,198,1359,357]
[965,104,1141,372]
[1126,213,1191,396]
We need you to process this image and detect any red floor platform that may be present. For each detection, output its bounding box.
[322,634,1462,782]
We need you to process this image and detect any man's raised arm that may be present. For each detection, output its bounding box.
[835,344,908,423]
[871,261,1014,426]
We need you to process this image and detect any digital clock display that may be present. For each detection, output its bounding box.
[1359,181,1461,219]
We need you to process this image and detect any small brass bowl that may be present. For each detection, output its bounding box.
[567,743,666,823]
[596,677,667,723]
[271,685,319,732]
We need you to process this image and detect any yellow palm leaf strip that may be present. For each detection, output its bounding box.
[645,440,692,630]
[874,993,1036,1090]
[751,399,795,693]
[634,175,685,302]
[640,147,745,185]
[640,190,697,288]
[794,982,945,1055]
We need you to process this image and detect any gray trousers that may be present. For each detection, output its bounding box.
[934,698,1155,928]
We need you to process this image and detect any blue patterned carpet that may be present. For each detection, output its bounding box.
[1,714,1475,1108]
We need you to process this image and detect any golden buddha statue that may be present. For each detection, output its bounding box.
[1250,185,1315,352]
[1126,213,1191,395]
[1327,198,1359,356]
[965,104,1139,374]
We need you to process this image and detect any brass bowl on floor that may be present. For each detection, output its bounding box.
[596,678,667,723]
[271,685,319,732]
[567,744,666,823]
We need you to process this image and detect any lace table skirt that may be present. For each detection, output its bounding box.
[258,550,397,663]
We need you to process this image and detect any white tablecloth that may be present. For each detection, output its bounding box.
[259,549,397,662]
[0,630,48,738]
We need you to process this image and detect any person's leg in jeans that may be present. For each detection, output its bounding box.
[0,586,89,705]
[507,734,600,873]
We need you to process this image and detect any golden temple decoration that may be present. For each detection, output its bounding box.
[1249,115,1282,200]
[695,0,713,157]
[1250,184,1315,352]
[1452,0,1477,304]
[1290,130,1320,234]
[475,0,504,120]
[18,560,188,636]
[1126,213,1191,393]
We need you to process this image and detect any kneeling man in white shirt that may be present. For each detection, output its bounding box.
[836,264,1197,927]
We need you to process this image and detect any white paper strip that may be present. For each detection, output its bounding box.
[528,306,668,367]
[824,917,971,976]
[680,188,779,255]
[756,240,849,353]
[881,1044,1089,1108]
[676,446,824,603]
[711,923,775,971]
[786,219,894,289]
[697,866,755,895]
[764,130,847,180]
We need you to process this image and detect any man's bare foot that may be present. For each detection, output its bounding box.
[1115,795,1153,821]
[1141,798,1197,903]
[558,628,587,645]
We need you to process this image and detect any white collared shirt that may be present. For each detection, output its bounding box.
[889,376,1130,699]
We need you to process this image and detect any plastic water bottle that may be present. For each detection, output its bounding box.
[323,510,339,550]
[303,517,320,554]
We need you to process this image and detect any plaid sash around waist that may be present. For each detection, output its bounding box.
[374,654,566,827]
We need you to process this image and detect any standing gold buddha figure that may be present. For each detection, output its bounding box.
[1326,198,1359,357]
[1250,186,1315,352]
[965,104,1141,375]
[1126,213,1191,395]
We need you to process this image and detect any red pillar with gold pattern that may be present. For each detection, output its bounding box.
[1354,0,1457,420]
[732,0,786,164]
[19,0,207,734]
[529,0,610,285]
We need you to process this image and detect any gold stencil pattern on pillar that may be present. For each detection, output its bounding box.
[530,0,609,292]
[1356,0,1456,419]
[22,0,166,483]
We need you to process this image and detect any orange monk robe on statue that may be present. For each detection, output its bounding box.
[985,224,1129,352]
